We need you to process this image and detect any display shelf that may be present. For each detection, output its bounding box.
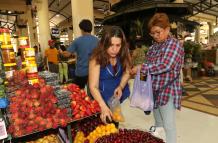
[5,112,100,143]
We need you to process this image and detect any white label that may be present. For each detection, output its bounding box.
[27,66,37,73]
[26,50,35,57]
[0,119,7,140]
[5,70,14,79]
[19,39,27,46]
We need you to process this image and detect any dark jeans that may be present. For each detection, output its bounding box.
[74,75,88,89]
[48,62,58,73]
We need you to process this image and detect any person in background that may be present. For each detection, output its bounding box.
[33,45,44,71]
[61,19,99,89]
[44,40,59,73]
[89,26,131,124]
[58,45,69,83]
[16,48,22,70]
[131,13,184,143]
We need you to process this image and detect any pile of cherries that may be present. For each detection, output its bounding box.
[95,129,165,143]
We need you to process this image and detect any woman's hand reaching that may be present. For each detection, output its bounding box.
[130,65,141,75]
[100,104,113,124]
[114,86,123,99]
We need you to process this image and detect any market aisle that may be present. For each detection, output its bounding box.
[120,79,218,143]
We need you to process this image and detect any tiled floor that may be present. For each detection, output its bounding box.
[120,79,218,143]
[182,76,218,116]
[120,99,218,143]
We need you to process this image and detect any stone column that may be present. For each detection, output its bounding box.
[195,25,200,43]
[71,0,94,38]
[208,22,214,36]
[36,0,50,56]
[68,28,73,43]
[26,6,34,47]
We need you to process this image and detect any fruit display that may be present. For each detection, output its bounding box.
[5,70,28,96]
[74,131,86,143]
[26,134,60,143]
[0,79,6,98]
[38,71,59,87]
[7,83,71,137]
[95,129,165,143]
[54,89,72,116]
[86,123,118,143]
[67,84,101,120]
[73,115,104,137]
[73,123,118,143]
[0,47,6,99]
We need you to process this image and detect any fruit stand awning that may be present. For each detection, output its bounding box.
[103,1,192,24]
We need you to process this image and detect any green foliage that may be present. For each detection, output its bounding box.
[183,41,201,59]
[130,18,145,39]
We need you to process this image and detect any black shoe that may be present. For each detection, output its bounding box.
[144,111,151,115]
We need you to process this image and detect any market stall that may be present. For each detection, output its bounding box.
[0,28,164,143]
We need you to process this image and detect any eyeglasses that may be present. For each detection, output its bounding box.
[149,29,164,37]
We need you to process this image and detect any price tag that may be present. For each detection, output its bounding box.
[0,119,7,140]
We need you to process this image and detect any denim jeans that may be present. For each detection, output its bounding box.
[153,98,176,143]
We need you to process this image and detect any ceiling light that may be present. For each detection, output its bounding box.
[56,14,60,17]
[8,11,12,14]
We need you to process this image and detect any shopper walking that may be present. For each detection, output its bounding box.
[131,13,184,143]
[58,45,69,83]
[61,19,99,89]
[44,40,59,73]
[89,26,131,124]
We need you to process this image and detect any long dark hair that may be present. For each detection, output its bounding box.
[90,26,131,70]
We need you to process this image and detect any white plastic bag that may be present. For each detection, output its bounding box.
[108,96,125,122]
[130,68,154,111]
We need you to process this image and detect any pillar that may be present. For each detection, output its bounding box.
[68,28,73,43]
[216,50,218,65]
[26,6,34,48]
[208,22,214,36]
[195,25,200,43]
[71,0,94,38]
[36,0,50,56]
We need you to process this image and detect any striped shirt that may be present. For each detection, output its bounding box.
[141,37,184,109]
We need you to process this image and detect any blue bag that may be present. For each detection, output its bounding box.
[0,98,9,108]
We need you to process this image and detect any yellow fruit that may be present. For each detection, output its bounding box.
[43,140,49,143]
[114,107,121,112]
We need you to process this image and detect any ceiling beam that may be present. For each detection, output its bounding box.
[48,0,55,8]
[0,0,27,11]
[49,10,68,18]
[49,1,71,20]
[94,0,109,3]
[0,11,24,16]
[186,0,218,18]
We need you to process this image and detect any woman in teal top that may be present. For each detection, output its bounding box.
[89,26,131,124]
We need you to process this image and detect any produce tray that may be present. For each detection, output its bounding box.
[11,129,59,142]
[10,112,100,139]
